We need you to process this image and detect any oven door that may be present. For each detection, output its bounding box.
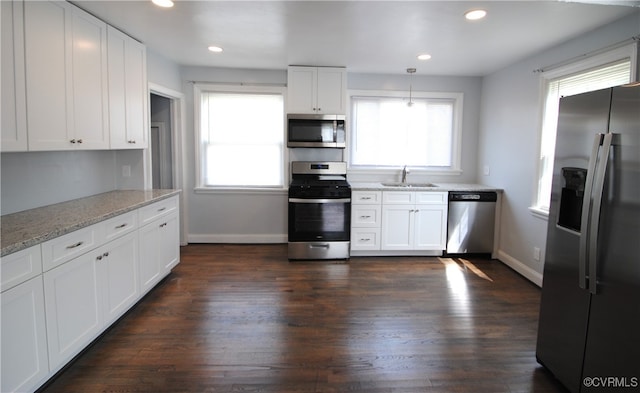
[288,197,351,259]
[288,198,351,241]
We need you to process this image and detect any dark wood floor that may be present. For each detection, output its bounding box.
[41,244,567,393]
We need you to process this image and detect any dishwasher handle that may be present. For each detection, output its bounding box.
[449,191,497,202]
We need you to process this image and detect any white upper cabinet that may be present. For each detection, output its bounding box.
[287,66,346,114]
[1,0,28,152]
[108,26,148,149]
[24,0,109,151]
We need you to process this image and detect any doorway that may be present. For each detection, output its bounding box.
[150,94,173,189]
[147,84,187,245]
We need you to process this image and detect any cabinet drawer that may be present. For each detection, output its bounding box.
[1,246,43,293]
[351,228,381,251]
[382,191,414,204]
[138,197,177,225]
[102,211,137,241]
[351,205,381,228]
[42,224,104,272]
[416,192,447,205]
[352,191,382,205]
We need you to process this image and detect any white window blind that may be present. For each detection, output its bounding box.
[350,95,458,168]
[199,89,284,188]
[535,59,632,212]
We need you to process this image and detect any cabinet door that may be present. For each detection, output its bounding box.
[24,0,71,150]
[352,205,381,228]
[70,7,108,149]
[381,205,414,250]
[1,276,49,393]
[138,221,162,293]
[414,205,447,250]
[316,67,346,114]
[44,251,102,371]
[287,66,317,113]
[99,232,139,325]
[351,228,381,251]
[108,26,147,149]
[159,213,180,272]
[1,0,28,152]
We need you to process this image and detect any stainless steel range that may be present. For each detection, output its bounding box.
[288,161,351,260]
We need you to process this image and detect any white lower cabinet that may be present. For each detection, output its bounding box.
[380,191,448,252]
[99,231,139,326]
[1,276,49,393]
[43,249,102,371]
[351,191,382,251]
[1,194,180,392]
[139,210,179,293]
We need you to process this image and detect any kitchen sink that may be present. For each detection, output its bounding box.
[381,182,438,188]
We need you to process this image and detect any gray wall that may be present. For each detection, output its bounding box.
[180,67,482,243]
[477,11,640,285]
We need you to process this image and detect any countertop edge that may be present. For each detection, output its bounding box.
[349,182,503,192]
[1,189,181,257]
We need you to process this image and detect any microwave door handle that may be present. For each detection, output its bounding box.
[333,120,337,143]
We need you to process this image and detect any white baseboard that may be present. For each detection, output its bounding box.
[187,234,287,244]
[496,249,543,287]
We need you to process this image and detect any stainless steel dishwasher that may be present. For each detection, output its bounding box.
[446,191,497,255]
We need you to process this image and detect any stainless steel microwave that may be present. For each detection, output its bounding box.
[287,114,346,148]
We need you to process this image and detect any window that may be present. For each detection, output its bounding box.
[532,44,636,215]
[195,84,286,189]
[349,90,462,170]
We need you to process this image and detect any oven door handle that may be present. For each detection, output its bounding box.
[288,198,351,204]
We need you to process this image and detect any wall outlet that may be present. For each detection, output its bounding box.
[533,247,541,261]
[122,165,131,177]
[483,165,490,176]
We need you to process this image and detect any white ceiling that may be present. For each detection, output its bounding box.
[72,0,639,76]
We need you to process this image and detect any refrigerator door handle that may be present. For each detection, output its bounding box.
[579,133,604,290]
[587,132,613,295]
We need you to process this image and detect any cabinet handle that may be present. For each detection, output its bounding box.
[158,207,167,212]
[160,222,167,228]
[97,255,103,261]
[66,241,84,249]
[115,223,127,229]
[361,215,371,219]
[103,252,109,257]
[70,139,76,144]
[360,238,371,241]
[128,140,136,144]
[77,139,83,144]
[361,197,372,200]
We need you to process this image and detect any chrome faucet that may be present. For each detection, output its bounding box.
[401,165,409,184]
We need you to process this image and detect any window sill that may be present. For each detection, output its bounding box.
[195,187,288,196]
[529,206,549,221]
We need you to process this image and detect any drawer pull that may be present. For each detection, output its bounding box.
[160,222,167,228]
[361,197,372,200]
[66,241,84,249]
[361,215,371,219]
[115,223,127,229]
[360,238,371,241]
[158,207,167,212]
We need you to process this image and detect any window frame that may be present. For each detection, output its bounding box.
[530,43,637,219]
[347,89,464,176]
[193,83,288,193]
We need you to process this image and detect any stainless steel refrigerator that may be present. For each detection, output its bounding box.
[536,84,640,392]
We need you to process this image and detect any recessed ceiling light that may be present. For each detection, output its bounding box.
[152,0,174,8]
[417,54,432,61]
[208,46,223,53]
[464,9,487,21]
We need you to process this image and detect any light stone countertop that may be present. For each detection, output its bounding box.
[350,182,503,192]
[1,189,181,257]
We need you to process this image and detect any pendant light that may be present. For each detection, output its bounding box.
[406,68,416,107]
